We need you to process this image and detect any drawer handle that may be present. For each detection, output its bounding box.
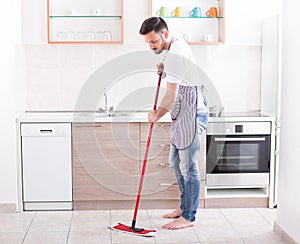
[159,163,170,166]
[160,183,178,186]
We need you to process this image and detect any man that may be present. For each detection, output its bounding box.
[139,17,208,230]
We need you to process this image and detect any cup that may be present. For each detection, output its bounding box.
[66,32,75,41]
[75,32,85,41]
[156,7,168,17]
[57,32,65,41]
[189,7,202,17]
[94,8,103,15]
[68,8,76,16]
[103,31,112,41]
[171,7,183,17]
[182,34,192,42]
[204,34,215,42]
[206,7,218,17]
[87,31,95,41]
[95,31,104,41]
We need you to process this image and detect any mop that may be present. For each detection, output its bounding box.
[109,73,163,237]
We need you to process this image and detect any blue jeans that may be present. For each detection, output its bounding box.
[169,113,208,222]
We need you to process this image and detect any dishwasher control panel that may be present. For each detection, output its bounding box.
[21,123,71,137]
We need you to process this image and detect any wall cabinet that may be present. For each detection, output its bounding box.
[47,0,124,44]
[72,122,206,210]
[150,0,225,44]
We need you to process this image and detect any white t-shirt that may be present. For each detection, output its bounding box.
[162,37,207,112]
[163,37,196,86]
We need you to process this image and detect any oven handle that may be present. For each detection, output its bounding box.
[214,137,266,142]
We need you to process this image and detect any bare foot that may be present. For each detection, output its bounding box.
[163,216,195,230]
[163,209,183,219]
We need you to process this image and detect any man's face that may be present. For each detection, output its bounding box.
[143,30,167,54]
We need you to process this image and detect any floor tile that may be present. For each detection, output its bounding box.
[154,227,200,243]
[196,209,224,219]
[29,211,73,232]
[70,210,110,232]
[0,212,35,232]
[228,216,274,239]
[23,231,68,244]
[256,208,277,225]
[221,208,261,220]
[0,232,26,244]
[194,217,242,242]
[242,231,286,244]
[68,230,111,244]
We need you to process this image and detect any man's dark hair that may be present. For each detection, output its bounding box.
[139,17,169,35]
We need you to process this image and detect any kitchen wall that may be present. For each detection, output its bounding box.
[0,1,22,207]
[275,0,300,242]
[21,0,280,113]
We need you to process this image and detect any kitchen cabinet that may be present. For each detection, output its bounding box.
[47,0,124,44]
[140,123,206,206]
[150,0,224,44]
[72,122,139,210]
[72,122,206,210]
[139,122,180,205]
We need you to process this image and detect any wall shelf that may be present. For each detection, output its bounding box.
[163,16,223,19]
[149,0,225,44]
[49,15,122,19]
[47,0,124,44]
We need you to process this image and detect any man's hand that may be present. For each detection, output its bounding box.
[148,110,158,123]
[156,63,164,75]
[148,82,179,123]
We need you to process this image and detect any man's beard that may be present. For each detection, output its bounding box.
[152,39,167,54]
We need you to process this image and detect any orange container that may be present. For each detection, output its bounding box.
[206,7,218,17]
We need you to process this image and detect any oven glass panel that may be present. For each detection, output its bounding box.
[206,135,270,174]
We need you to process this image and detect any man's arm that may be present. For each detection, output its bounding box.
[148,82,179,123]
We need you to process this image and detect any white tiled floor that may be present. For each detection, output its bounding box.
[0,208,286,244]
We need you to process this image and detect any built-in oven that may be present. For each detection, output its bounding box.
[206,122,271,187]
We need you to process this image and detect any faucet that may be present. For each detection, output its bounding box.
[200,84,207,106]
[99,92,113,114]
[104,92,109,114]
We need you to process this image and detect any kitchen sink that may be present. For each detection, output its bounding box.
[74,110,150,120]
[77,112,131,118]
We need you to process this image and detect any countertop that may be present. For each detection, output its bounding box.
[16,111,276,123]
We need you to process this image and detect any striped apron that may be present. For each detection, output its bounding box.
[170,85,198,150]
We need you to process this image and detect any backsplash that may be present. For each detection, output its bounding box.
[24,44,261,112]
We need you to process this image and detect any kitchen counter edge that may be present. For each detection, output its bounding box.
[16,112,276,123]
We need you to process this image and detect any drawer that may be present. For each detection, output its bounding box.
[140,122,171,142]
[73,122,139,142]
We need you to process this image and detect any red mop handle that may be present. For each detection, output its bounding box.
[131,73,162,229]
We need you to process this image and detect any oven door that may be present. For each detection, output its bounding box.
[206,135,271,174]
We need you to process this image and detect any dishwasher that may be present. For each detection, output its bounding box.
[21,123,73,210]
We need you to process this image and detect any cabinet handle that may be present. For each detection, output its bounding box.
[159,163,170,166]
[160,183,178,186]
